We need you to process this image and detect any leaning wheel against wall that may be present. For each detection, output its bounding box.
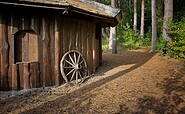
[60,50,88,85]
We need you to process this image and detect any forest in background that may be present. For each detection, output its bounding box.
[96,0,185,59]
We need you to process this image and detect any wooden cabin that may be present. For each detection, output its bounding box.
[0,0,121,91]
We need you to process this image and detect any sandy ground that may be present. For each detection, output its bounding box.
[0,47,185,114]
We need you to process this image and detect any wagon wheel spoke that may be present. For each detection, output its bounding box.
[77,54,81,63]
[79,60,84,65]
[66,69,75,77]
[74,52,77,63]
[60,50,88,85]
[78,70,82,79]
[70,70,76,81]
[79,69,87,75]
[68,54,75,65]
[65,59,74,66]
[76,71,78,84]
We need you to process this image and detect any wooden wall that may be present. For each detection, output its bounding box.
[0,7,102,91]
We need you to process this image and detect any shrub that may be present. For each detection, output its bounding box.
[117,23,142,49]
[157,19,185,59]
[102,37,109,50]
[167,19,185,58]
[156,36,168,55]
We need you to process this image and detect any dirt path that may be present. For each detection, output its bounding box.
[0,47,185,114]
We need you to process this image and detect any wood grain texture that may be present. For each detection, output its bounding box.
[54,16,60,86]
[12,64,18,90]
[23,63,30,90]
[0,16,9,90]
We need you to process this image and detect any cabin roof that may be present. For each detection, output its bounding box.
[0,0,122,27]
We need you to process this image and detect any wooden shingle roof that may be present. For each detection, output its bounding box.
[0,0,122,27]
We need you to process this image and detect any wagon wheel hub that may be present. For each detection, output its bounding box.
[74,64,79,70]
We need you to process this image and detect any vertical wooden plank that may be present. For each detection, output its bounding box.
[23,63,30,90]
[78,20,82,53]
[74,19,78,50]
[34,34,38,61]
[92,23,96,72]
[63,17,70,53]
[95,23,102,66]
[82,20,87,62]
[69,18,74,50]
[18,63,24,89]
[49,18,55,85]
[96,39,99,68]
[54,16,60,86]
[38,18,43,87]
[0,17,1,91]
[0,16,9,90]
[95,23,101,68]
[30,62,40,88]
[28,33,33,61]
[8,65,12,90]
[35,62,40,87]
[12,64,18,90]
[8,15,15,90]
[87,22,93,74]
[62,19,66,54]
[22,33,29,62]
[20,15,29,30]
[41,17,50,87]
[20,16,25,30]
[41,17,46,87]
[11,15,19,35]
[31,16,39,33]
[8,15,15,64]
[76,20,79,50]
[99,29,102,66]
[59,17,63,59]
[29,62,34,88]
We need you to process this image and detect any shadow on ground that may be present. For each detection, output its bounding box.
[117,69,185,114]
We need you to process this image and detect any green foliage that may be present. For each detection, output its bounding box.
[117,23,143,49]
[102,37,109,50]
[157,19,185,59]
[156,36,168,54]
[142,27,152,46]
[167,19,185,58]
[141,37,151,47]
[117,23,151,49]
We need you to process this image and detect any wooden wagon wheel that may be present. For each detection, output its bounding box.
[60,50,88,85]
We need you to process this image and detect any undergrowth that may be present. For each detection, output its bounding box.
[157,19,185,59]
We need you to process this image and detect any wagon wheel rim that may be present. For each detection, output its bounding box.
[60,50,88,85]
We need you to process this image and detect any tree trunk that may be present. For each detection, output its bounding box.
[109,0,117,54]
[163,0,173,42]
[133,0,137,31]
[140,0,145,38]
[151,0,157,52]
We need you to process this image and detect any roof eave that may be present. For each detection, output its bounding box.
[0,1,122,27]
[0,1,69,10]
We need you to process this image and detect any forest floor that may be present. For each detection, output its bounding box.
[0,47,185,114]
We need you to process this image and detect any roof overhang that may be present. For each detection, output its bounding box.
[0,0,122,27]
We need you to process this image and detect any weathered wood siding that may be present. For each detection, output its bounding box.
[0,8,102,91]
[61,17,101,74]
